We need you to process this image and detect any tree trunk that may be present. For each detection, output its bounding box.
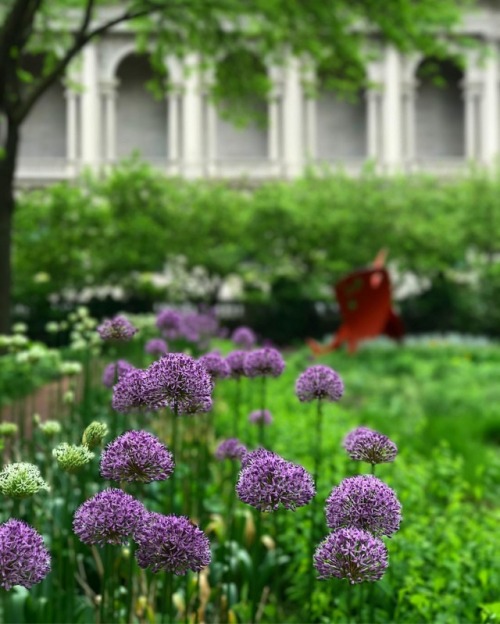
[0,117,19,335]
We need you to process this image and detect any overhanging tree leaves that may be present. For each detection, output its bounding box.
[0,0,475,332]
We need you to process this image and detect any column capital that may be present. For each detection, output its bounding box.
[100,79,119,97]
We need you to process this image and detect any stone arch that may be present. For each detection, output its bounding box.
[315,66,367,161]
[115,53,168,160]
[415,58,465,159]
[214,51,269,161]
[18,55,66,161]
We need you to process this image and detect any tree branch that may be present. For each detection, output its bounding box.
[14,4,163,123]
[0,0,41,64]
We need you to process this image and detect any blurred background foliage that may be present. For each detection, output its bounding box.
[13,158,500,343]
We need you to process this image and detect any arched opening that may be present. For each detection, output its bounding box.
[18,56,66,162]
[415,58,465,159]
[115,54,168,161]
[214,51,269,161]
[315,67,367,162]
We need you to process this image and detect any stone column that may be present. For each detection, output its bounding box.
[180,55,204,178]
[481,44,499,164]
[65,88,78,176]
[268,80,283,175]
[100,79,118,165]
[281,58,303,178]
[401,80,417,168]
[464,81,481,160]
[366,90,382,161]
[167,86,181,172]
[381,46,403,172]
[80,42,101,167]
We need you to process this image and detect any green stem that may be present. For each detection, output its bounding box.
[258,376,267,448]
[251,510,263,624]
[233,379,241,438]
[161,573,174,624]
[308,399,324,621]
[170,406,179,514]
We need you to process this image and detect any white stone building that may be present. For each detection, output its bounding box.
[15,3,500,185]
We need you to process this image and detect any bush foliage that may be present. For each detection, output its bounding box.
[14,160,500,336]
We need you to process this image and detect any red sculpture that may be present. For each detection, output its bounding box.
[307,250,404,355]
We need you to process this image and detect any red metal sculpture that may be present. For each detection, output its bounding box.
[307,250,404,355]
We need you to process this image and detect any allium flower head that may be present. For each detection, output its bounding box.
[102,359,134,388]
[295,365,344,402]
[179,311,219,347]
[231,326,257,350]
[142,353,213,414]
[225,350,247,379]
[134,513,211,575]
[38,420,61,437]
[100,430,175,483]
[198,352,230,380]
[325,475,402,537]
[243,348,285,378]
[343,427,398,465]
[112,368,149,414]
[0,422,18,437]
[0,519,51,590]
[82,421,109,450]
[97,315,138,342]
[73,489,147,546]
[53,443,94,473]
[215,438,247,461]
[145,338,168,357]
[248,409,273,425]
[0,463,49,499]
[236,448,315,512]
[314,527,388,584]
[156,309,182,340]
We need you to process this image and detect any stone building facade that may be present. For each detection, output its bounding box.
[15,3,500,185]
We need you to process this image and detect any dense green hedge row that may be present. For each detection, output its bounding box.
[14,159,500,336]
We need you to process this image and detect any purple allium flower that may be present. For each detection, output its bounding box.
[243,348,285,378]
[112,368,149,414]
[134,513,211,575]
[142,353,213,414]
[236,448,315,512]
[295,365,344,402]
[215,438,247,461]
[0,519,51,590]
[325,475,402,537]
[97,315,138,342]
[179,311,219,348]
[100,430,175,483]
[248,409,273,425]
[343,427,398,465]
[145,338,168,358]
[198,352,230,380]
[73,488,147,547]
[156,309,182,340]
[102,359,134,388]
[314,527,388,584]
[225,350,247,379]
[231,326,257,350]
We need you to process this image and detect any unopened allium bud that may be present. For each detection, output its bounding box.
[0,463,49,499]
[0,422,18,438]
[53,443,94,473]
[38,420,62,437]
[63,390,75,405]
[82,422,109,450]
[59,361,83,377]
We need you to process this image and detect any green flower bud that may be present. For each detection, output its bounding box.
[59,361,82,376]
[45,321,59,334]
[0,462,49,499]
[39,420,62,437]
[0,422,18,438]
[63,390,75,405]
[12,323,27,334]
[82,422,108,450]
[52,443,94,473]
